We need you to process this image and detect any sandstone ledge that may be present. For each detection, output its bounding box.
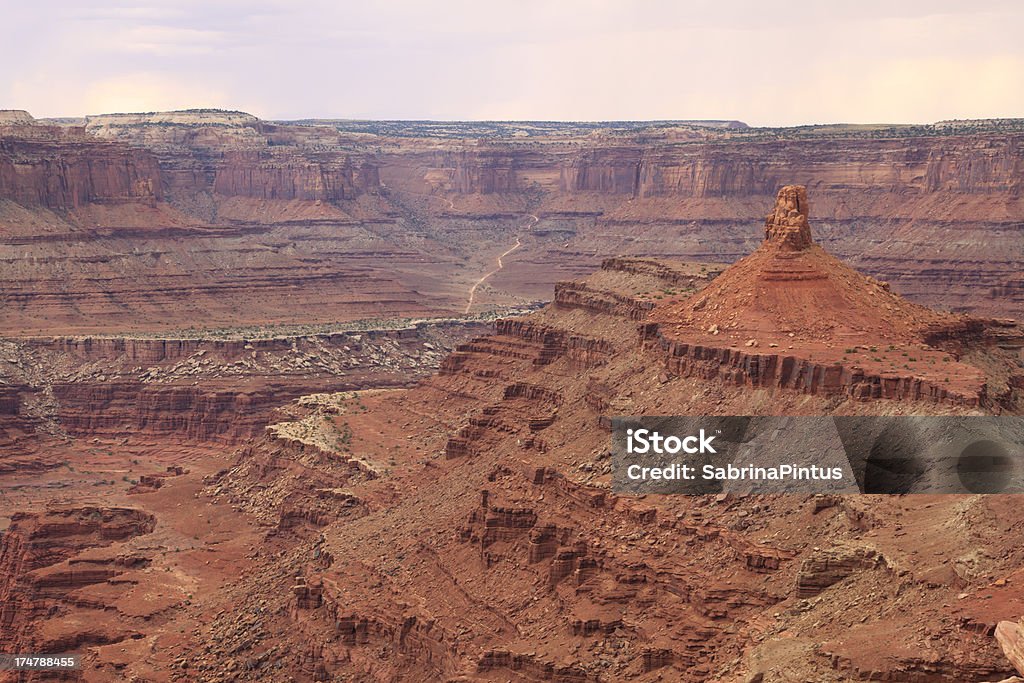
[640,323,983,407]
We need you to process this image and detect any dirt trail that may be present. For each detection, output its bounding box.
[464,214,538,314]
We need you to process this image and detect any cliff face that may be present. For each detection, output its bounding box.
[0,506,157,655]
[6,115,1022,209]
[637,135,1022,197]
[1,113,1022,335]
[0,121,382,215]
[0,320,488,450]
[0,136,162,209]
[425,134,1024,199]
[211,151,380,201]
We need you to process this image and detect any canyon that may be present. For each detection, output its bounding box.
[1,111,1022,338]
[1,109,1023,682]
[125,189,1021,681]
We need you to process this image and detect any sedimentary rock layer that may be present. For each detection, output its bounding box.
[2,115,1022,335]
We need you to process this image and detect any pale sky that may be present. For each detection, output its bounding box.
[3,0,1023,126]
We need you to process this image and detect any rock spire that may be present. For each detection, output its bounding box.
[765,185,813,250]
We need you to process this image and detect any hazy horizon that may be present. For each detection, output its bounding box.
[4,0,1023,126]
[19,111,1024,127]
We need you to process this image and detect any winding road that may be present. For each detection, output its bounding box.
[464,213,538,314]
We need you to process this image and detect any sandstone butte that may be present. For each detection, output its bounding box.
[646,185,996,407]
[2,164,1024,682]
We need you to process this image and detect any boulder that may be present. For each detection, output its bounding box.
[996,620,1024,676]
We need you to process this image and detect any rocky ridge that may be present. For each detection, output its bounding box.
[171,190,1024,682]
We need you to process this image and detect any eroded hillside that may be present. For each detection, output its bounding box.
[3,188,1020,681]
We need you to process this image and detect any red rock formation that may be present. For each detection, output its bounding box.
[3,114,1023,336]
[4,237,1017,681]
[0,507,156,655]
[554,281,656,320]
[52,381,310,442]
[0,133,161,210]
[997,620,1024,677]
[186,194,1018,681]
[763,184,812,250]
[646,186,998,406]
[641,330,983,406]
[212,150,379,201]
[476,649,597,681]
[3,111,1024,682]
[795,546,888,598]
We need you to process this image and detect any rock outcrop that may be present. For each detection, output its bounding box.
[643,186,1001,407]
[763,184,812,250]
[997,620,1024,677]
[0,134,162,209]
[0,506,157,655]
[795,546,887,598]
[0,110,35,125]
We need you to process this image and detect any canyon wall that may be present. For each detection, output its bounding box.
[0,135,162,210]
[211,151,380,202]
[394,134,1023,201]
[0,320,489,453]
[379,130,1024,317]
[1,114,1022,335]
[0,129,381,213]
